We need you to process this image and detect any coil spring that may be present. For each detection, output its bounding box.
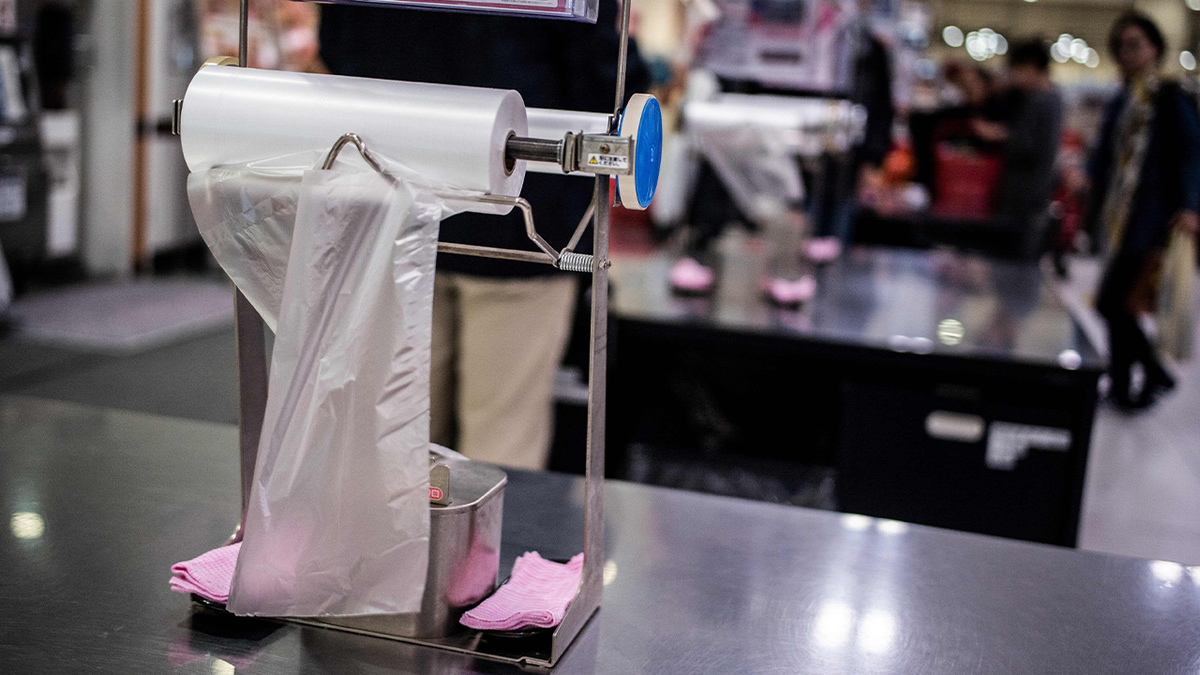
[556,252,595,273]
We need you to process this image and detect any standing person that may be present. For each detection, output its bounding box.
[971,39,1064,260]
[319,1,649,469]
[1088,13,1200,409]
[808,13,894,258]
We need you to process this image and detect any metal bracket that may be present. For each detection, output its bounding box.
[577,134,633,175]
[322,132,604,274]
[506,131,633,177]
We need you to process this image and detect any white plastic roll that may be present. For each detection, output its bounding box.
[525,107,611,176]
[181,66,527,197]
[527,108,611,140]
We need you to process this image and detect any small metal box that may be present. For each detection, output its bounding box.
[316,459,507,638]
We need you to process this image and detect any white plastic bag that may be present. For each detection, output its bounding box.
[188,166,300,331]
[186,152,488,331]
[221,165,442,617]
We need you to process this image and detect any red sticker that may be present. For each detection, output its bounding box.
[429,486,444,501]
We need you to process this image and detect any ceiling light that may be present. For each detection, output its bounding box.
[943,26,964,48]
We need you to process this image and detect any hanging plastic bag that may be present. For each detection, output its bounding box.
[220,164,442,617]
[186,151,483,331]
[188,166,300,331]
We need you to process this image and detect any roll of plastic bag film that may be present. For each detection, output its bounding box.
[180,66,527,198]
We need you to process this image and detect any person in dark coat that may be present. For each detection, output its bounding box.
[319,1,649,467]
[972,39,1064,260]
[1088,12,1200,409]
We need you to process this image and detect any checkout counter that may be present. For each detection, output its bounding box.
[3,0,1193,671]
[608,245,1102,547]
[1,395,1197,674]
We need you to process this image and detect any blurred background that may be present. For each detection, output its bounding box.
[1,0,1198,566]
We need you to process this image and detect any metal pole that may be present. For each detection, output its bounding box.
[613,0,631,116]
[238,0,249,67]
[506,136,564,165]
[232,292,269,543]
[549,174,609,664]
[230,0,268,544]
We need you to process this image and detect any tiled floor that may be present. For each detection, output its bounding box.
[0,327,238,424]
[1077,346,1200,565]
[7,277,233,351]
[2,262,1198,564]
[1054,258,1200,565]
[1079,388,1200,564]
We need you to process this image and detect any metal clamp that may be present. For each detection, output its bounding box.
[577,134,633,175]
[506,132,633,176]
[322,132,602,273]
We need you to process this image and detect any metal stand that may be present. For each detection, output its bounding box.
[223,0,620,666]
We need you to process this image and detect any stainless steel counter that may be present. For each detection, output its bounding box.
[610,247,1101,369]
[2,396,1197,674]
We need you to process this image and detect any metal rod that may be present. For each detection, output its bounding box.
[230,0,268,546]
[506,136,562,165]
[611,0,632,207]
[238,0,249,67]
[564,198,596,254]
[437,242,554,265]
[432,191,559,261]
[322,133,394,181]
[232,290,268,544]
[614,0,632,116]
[322,132,562,264]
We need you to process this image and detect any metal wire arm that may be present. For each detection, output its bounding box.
[321,132,602,274]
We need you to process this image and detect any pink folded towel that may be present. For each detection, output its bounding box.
[460,552,583,631]
[169,542,240,603]
[766,276,817,306]
[669,257,715,294]
[804,237,842,263]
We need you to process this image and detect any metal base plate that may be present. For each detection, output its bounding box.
[191,596,597,669]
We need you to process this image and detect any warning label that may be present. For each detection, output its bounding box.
[587,153,630,171]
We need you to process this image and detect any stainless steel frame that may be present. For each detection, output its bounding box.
[224,0,621,666]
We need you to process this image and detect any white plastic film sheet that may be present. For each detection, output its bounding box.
[214,164,442,618]
[182,69,534,618]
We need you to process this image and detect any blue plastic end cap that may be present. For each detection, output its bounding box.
[634,97,662,209]
[618,95,663,210]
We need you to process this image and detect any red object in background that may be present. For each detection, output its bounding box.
[1049,129,1088,253]
[882,142,916,185]
[1049,189,1082,253]
[610,178,656,255]
[931,144,1002,220]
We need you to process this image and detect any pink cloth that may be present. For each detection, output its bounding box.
[803,237,842,264]
[169,543,240,603]
[669,257,714,294]
[766,276,817,306]
[460,552,583,631]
